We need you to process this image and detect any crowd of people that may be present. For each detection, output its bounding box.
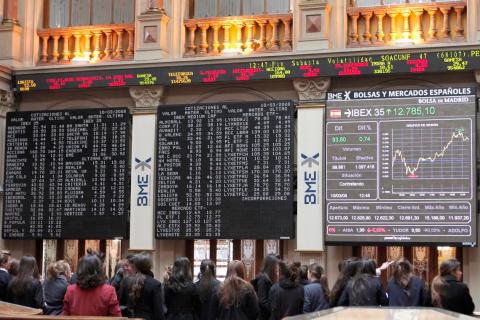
[0,250,475,319]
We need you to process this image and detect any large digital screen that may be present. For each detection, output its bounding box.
[155,101,294,239]
[3,108,129,239]
[325,88,477,246]
[14,48,480,92]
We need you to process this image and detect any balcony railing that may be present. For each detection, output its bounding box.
[346,1,466,47]
[183,13,293,57]
[37,24,135,64]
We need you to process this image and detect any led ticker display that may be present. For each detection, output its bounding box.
[14,48,480,92]
[325,88,477,246]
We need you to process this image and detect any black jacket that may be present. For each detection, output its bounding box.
[252,273,273,320]
[338,275,388,307]
[303,282,329,313]
[387,276,424,307]
[438,275,475,315]
[268,280,304,320]
[0,269,11,301]
[126,275,165,320]
[7,279,43,309]
[195,278,220,320]
[208,285,259,320]
[164,282,200,320]
[43,276,68,315]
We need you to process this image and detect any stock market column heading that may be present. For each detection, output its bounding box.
[325,87,477,246]
[14,49,480,92]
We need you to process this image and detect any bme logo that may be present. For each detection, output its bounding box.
[135,157,151,207]
[301,153,319,205]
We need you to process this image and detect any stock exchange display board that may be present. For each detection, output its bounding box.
[3,108,129,239]
[155,101,294,239]
[14,48,480,92]
[326,88,477,246]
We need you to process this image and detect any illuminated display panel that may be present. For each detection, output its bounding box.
[14,49,480,92]
[325,88,477,246]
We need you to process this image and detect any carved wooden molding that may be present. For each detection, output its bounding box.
[293,77,331,102]
[129,86,165,111]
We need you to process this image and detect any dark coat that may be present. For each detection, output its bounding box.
[269,280,304,320]
[6,279,44,309]
[127,275,165,320]
[338,275,388,307]
[43,276,69,315]
[252,273,273,320]
[195,278,220,320]
[303,282,329,313]
[208,285,260,320]
[438,275,475,315]
[164,282,200,320]
[387,276,424,307]
[0,269,11,301]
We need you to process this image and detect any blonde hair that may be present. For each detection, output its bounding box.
[431,275,444,308]
[47,260,70,280]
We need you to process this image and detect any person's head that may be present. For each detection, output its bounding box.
[298,265,309,283]
[199,259,216,281]
[124,255,134,276]
[344,257,362,278]
[9,256,40,296]
[226,260,246,280]
[393,258,413,288]
[47,260,71,281]
[439,259,462,281]
[76,254,106,289]
[359,259,376,276]
[132,253,153,275]
[8,258,19,276]
[167,257,192,292]
[0,252,10,269]
[260,254,278,282]
[219,260,252,308]
[114,259,127,275]
[279,261,299,283]
[308,263,324,281]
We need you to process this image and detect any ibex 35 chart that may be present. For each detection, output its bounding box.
[326,88,476,245]
[382,120,472,198]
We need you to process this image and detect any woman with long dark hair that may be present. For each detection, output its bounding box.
[430,259,474,315]
[387,258,423,307]
[338,259,388,306]
[209,260,259,320]
[6,256,43,308]
[195,259,220,320]
[269,262,304,319]
[43,260,71,315]
[252,254,278,320]
[62,254,121,316]
[303,263,329,313]
[124,253,164,320]
[329,257,361,307]
[164,257,200,320]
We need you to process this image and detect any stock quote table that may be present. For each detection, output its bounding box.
[326,88,477,245]
[3,108,129,239]
[155,101,294,239]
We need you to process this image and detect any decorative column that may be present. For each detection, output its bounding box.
[374,11,385,44]
[52,35,61,63]
[92,31,103,61]
[361,11,373,45]
[185,23,197,56]
[234,22,244,51]
[453,5,465,40]
[211,24,221,54]
[439,7,451,40]
[104,29,113,59]
[293,77,331,253]
[427,8,438,42]
[72,32,82,59]
[412,9,424,42]
[281,17,292,51]
[349,13,360,45]
[40,35,50,63]
[198,23,210,55]
[222,23,232,51]
[2,0,19,25]
[269,19,280,51]
[244,22,255,53]
[114,29,124,59]
[388,11,398,43]
[61,33,71,62]
[257,20,268,51]
[401,9,411,41]
[126,28,135,58]
[128,86,165,251]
